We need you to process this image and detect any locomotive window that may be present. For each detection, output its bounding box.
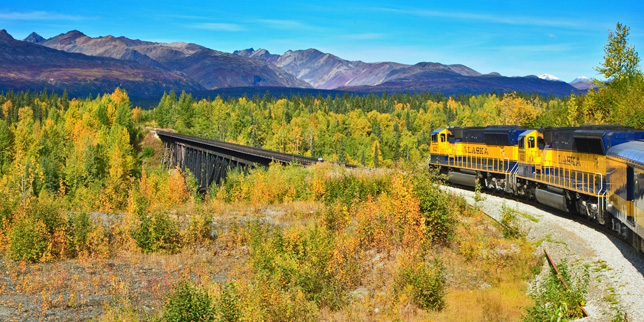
[440,134,446,142]
[528,137,535,148]
[538,138,545,149]
[431,134,437,143]
[519,138,525,149]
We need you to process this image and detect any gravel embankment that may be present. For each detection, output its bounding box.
[444,186,644,322]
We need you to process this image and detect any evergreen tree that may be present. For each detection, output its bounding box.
[373,141,380,168]
[338,138,346,163]
[393,123,401,161]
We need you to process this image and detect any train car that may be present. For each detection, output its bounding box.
[429,125,644,253]
[430,126,525,192]
[606,141,644,252]
[516,126,644,225]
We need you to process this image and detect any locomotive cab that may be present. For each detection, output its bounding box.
[518,130,543,165]
[429,128,452,166]
[517,130,544,178]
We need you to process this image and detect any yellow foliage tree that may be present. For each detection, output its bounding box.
[497,94,540,126]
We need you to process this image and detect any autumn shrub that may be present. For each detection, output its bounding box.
[501,204,522,239]
[248,223,357,311]
[217,283,241,322]
[411,168,455,245]
[322,170,390,207]
[7,216,50,262]
[134,167,192,211]
[395,255,446,311]
[216,163,312,204]
[67,212,92,256]
[350,172,430,252]
[238,274,318,322]
[6,194,69,261]
[162,280,215,322]
[184,213,215,246]
[30,191,66,236]
[320,202,350,232]
[131,211,181,254]
[84,221,111,258]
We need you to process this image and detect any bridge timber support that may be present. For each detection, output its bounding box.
[156,130,323,192]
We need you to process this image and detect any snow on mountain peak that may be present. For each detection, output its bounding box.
[538,73,560,81]
[571,76,590,83]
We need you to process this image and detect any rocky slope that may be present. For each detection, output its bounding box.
[34,31,311,89]
[570,76,597,91]
[0,30,202,99]
[341,70,580,96]
[236,48,580,95]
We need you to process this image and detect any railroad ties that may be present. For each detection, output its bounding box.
[155,130,325,192]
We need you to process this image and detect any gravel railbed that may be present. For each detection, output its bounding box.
[444,186,644,322]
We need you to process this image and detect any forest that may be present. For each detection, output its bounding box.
[0,23,640,321]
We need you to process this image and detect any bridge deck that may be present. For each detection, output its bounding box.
[155,130,322,167]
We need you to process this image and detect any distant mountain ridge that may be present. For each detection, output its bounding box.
[34,31,310,89]
[538,73,561,81]
[0,29,202,99]
[570,76,597,91]
[234,48,484,89]
[235,48,581,96]
[0,28,584,100]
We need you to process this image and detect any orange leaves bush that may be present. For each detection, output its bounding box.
[352,173,427,253]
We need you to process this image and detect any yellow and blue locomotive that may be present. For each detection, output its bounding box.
[429,125,644,252]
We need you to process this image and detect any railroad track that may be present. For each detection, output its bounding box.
[447,180,643,256]
[444,183,644,320]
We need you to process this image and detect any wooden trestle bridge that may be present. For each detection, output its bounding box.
[156,131,328,191]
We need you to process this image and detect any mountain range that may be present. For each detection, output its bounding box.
[0,29,585,101]
[0,30,202,99]
[234,48,582,96]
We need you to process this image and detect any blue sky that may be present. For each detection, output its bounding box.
[2,0,643,82]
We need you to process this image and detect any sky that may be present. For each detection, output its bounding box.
[2,0,643,82]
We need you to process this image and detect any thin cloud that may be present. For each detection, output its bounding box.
[256,19,321,31]
[344,33,385,40]
[497,43,576,53]
[0,11,89,21]
[191,22,245,32]
[377,7,584,29]
[156,14,217,21]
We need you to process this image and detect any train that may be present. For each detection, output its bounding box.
[428,125,644,253]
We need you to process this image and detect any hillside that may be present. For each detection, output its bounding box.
[34,31,311,89]
[2,28,584,98]
[235,48,580,95]
[0,30,202,99]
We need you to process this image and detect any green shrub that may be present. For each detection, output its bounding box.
[523,260,589,321]
[31,191,66,235]
[217,283,240,322]
[396,257,446,311]
[248,223,352,310]
[322,172,389,207]
[68,212,92,256]
[501,204,522,239]
[131,211,181,254]
[411,168,455,245]
[8,216,50,262]
[163,280,215,322]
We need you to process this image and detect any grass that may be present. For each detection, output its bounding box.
[518,211,540,223]
[533,233,569,248]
